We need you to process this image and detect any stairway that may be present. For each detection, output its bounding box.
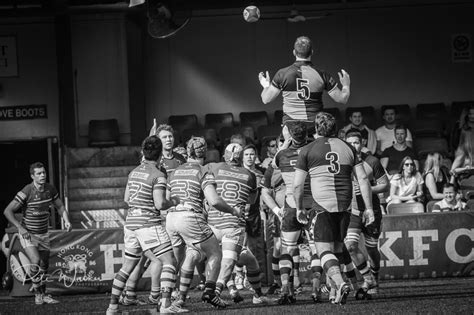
[66,146,141,229]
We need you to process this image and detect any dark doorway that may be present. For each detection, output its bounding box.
[0,138,59,282]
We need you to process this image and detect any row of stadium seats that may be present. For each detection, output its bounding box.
[386,200,474,214]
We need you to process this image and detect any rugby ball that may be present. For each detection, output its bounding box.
[1,234,10,257]
[243,5,260,23]
[10,252,31,282]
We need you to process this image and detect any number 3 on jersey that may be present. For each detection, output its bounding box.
[326,152,340,174]
[296,78,310,100]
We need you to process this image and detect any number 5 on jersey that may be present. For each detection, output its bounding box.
[296,78,310,100]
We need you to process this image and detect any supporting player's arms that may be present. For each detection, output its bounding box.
[204,185,241,217]
[259,71,281,104]
[353,163,374,225]
[53,198,72,232]
[261,187,282,218]
[328,69,350,104]
[3,199,29,239]
[293,168,309,224]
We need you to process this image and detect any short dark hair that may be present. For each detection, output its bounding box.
[243,144,257,154]
[350,110,363,117]
[345,130,362,141]
[287,121,307,143]
[382,106,398,116]
[30,162,45,175]
[314,112,337,137]
[142,135,162,161]
[294,36,312,59]
[442,183,457,192]
[394,124,407,133]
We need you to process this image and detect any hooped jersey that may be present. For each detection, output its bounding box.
[272,61,337,124]
[274,144,312,209]
[352,152,387,214]
[125,160,167,230]
[159,152,186,176]
[206,162,257,229]
[296,137,358,213]
[15,183,59,234]
[168,162,216,214]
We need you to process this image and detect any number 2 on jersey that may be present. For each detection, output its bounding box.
[325,152,340,174]
[296,78,310,100]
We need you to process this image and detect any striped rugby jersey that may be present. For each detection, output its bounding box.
[352,152,387,214]
[168,162,216,214]
[15,183,58,234]
[206,162,257,229]
[272,61,337,124]
[296,137,358,213]
[125,160,167,230]
[159,152,186,176]
[274,144,313,209]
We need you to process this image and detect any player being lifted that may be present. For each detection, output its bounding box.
[207,143,271,305]
[293,112,375,305]
[261,122,322,304]
[344,131,389,299]
[166,137,240,309]
[106,136,185,314]
[258,36,350,137]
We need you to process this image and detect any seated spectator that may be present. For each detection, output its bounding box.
[423,152,450,203]
[380,124,419,176]
[342,110,376,154]
[432,183,466,212]
[376,106,413,156]
[450,127,473,177]
[230,133,247,147]
[259,137,278,170]
[450,103,473,151]
[387,156,424,205]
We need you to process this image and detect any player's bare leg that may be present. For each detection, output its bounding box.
[239,247,272,304]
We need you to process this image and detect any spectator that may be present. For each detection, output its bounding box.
[387,156,424,205]
[341,110,377,154]
[423,152,450,203]
[432,184,466,212]
[230,133,247,147]
[380,124,419,176]
[260,137,278,170]
[450,104,474,151]
[376,106,413,156]
[450,126,473,177]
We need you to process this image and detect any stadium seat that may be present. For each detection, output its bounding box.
[257,124,281,143]
[239,111,269,132]
[274,110,283,125]
[345,106,377,129]
[411,120,444,138]
[88,119,120,147]
[467,199,474,210]
[168,114,199,135]
[416,102,448,121]
[386,202,425,214]
[381,104,412,126]
[425,200,440,213]
[450,101,473,123]
[181,128,218,148]
[414,137,449,159]
[204,112,234,133]
[458,174,474,200]
[219,126,241,145]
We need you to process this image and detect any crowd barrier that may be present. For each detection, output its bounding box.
[4,211,473,296]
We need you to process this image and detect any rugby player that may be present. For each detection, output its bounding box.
[207,143,271,304]
[344,131,389,299]
[166,137,240,309]
[258,36,350,137]
[293,112,375,305]
[106,136,185,314]
[3,162,71,305]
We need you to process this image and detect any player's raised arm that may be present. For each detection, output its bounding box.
[259,71,281,104]
[328,69,350,104]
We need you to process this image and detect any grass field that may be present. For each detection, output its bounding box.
[1,277,473,314]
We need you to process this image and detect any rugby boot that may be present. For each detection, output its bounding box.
[266,283,280,295]
[229,289,244,303]
[335,282,351,305]
[201,290,227,309]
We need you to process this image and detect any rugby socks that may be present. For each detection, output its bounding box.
[29,264,42,293]
[160,264,176,308]
[339,247,357,286]
[204,281,216,294]
[110,269,130,306]
[356,261,373,283]
[278,254,293,294]
[272,255,281,286]
[178,266,194,300]
[320,251,344,288]
[292,249,301,288]
[216,281,225,295]
[247,269,262,296]
[311,253,322,293]
[371,266,380,282]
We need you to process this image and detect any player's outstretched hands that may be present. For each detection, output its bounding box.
[363,208,375,226]
[296,209,308,225]
[149,118,158,136]
[338,69,350,87]
[258,71,271,88]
